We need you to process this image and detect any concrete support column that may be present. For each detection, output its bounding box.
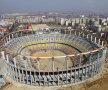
[98,39,100,46]
[48,71,49,86]
[22,69,24,84]
[34,71,37,86]
[37,58,40,86]
[53,67,55,86]
[14,58,16,67]
[78,56,81,81]
[57,68,59,86]
[91,55,94,77]
[9,35,11,41]
[95,37,97,43]
[92,61,95,76]
[82,64,84,81]
[8,65,11,78]
[26,70,28,84]
[102,41,104,47]
[9,66,12,78]
[11,66,13,79]
[94,60,97,75]
[37,58,40,71]
[75,31,76,36]
[83,33,84,38]
[6,63,9,75]
[87,34,89,39]
[102,49,106,69]
[43,72,45,86]
[15,67,18,82]
[97,52,99,74]
[12,67,15,80]
[18,67,21,83]
[70,67,72,84]
[88,55,91,78]
[79,32,81,37]
[12,34,14,39]
[66,56,69,84]
[21,31,23,37]
[85,62,87,79]
[6,54,9,63]
[10,66,13,79]
[30,70,32,85]
[70,30,71,35]
[52,57,54,71]
[98,52,101,72]
[1,51,5,59]
[24,59,27,68]
[13,58,18,81]
[61,70,63,86]
[74,68,76,83]
[16,32,18,38]
[95,52,99,74]
[91,35,92,42]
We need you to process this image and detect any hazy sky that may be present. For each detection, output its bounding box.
[0,0,108,13]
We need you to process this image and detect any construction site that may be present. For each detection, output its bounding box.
[0,24,107,90]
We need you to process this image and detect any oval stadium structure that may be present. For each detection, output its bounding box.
[1,28,106,86]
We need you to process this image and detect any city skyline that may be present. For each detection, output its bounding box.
[0,0,108,14]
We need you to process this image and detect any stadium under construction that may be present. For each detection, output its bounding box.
[0,27,106,87]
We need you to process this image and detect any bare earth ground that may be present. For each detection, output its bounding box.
[32,24,50,30]
[31,50,73,70]
[31,24,65,30]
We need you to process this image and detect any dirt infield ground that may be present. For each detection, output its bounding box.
[31,50,73,70]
